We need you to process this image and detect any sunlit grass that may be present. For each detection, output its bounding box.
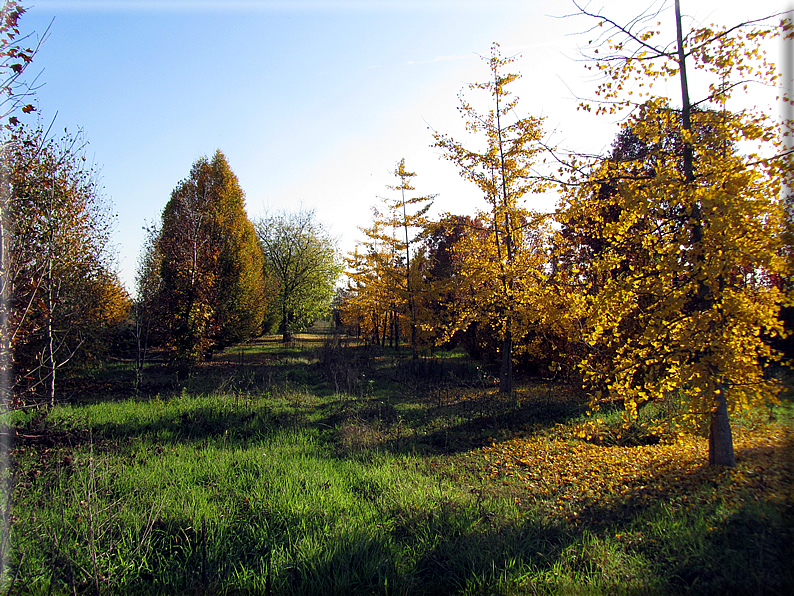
[6,349,793,594]
[10,392,531,594]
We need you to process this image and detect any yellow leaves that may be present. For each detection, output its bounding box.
[557,87,789,432]
[480,423,792,513]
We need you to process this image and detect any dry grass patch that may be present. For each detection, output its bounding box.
[337,419,388,452]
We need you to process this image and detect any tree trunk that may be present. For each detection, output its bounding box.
[46,250,55,407]
[674,0,694,183]
[499,324,512,393]
[134,303,151,390]
[0,201,8,408]
[675,0,736,466]
[410,322,417,359]
[394,310,402,353]
[281,304,292,344]
[708,386,736,466]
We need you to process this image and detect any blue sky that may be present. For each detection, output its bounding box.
[15,0,789,295]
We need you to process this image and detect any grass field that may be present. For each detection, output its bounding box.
[3,328,792,595]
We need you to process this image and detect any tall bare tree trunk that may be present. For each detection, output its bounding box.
[495,67,515,394]
[675,0,734,466]
[401,188,419,360]
[46,248,55,407]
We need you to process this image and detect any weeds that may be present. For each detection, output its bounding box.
[317,331,369,397]
[4,338,793,594]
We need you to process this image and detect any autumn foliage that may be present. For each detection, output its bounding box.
[0,0,788,476]
[3,122,129,402]
[1,4,793,594]
[343,159,434,354]
[143,151,268,370]
[480,416,793,517]
[341,12,792,467]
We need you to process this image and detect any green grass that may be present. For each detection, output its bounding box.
[4,340,792,595]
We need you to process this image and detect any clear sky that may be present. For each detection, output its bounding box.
[13,0,789,295]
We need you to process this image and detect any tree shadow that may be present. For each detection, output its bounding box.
[314,387,588,457]
[11,397,793,595]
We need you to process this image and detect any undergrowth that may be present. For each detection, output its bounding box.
[4,336,792,594]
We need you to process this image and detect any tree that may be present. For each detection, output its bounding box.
[149,150,267,371]
[1,0,46,408]
[386,159,435,358]
[433,42,549,392]
[347,159,435,356]
[3,121,127,405]
[560,1,792,465]
[132,222,162,387]
[256,208,340,343]
[0,0,42,125]
[418,213,505,360]
[342,242,394,347]
[418,214,472,350]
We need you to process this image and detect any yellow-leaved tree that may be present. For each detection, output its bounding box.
[559,1,792,465]
[388,159,435,358]
[344,159,434,355]
[433,43,550,392]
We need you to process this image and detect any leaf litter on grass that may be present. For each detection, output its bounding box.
[477,422,793,519]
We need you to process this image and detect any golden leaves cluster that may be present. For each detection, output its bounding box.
[579,12,787,118]
[479,423,793,514]
[342,159,435,347]
[558,10,792,432]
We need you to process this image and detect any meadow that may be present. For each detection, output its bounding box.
[3,326,792,595]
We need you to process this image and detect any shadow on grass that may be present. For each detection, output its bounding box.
[20,385,588,464]
[11,408,794,595]
[14,346,794,594]
[314,388,588,457]
[47,492,781,595]
[22,495,583,595]
[17,485,790,595]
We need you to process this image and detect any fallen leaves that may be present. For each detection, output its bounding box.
[479,422,793,516]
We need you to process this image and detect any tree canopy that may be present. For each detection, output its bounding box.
[555,0,791,465]
[257,208,341,343]
[432,42,549,392]
[5,0,789,474]
[144,150,267,370]
[344,159,435,356]
[337,8,791,468]
[3,122,128,404]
